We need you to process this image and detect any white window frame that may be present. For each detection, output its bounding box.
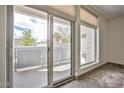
[79,6,99,67]
[80,22,97,66]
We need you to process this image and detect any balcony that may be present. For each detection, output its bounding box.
[13,46,71,88]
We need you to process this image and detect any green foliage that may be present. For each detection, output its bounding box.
[53,26,70,46]
[21,29,36,46]
[53,32,62,43]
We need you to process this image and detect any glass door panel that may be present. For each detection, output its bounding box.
[13,11,48,87]
[53,16,72,82]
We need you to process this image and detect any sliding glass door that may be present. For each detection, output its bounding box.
[13,6,73,88]
[53,16,72,82]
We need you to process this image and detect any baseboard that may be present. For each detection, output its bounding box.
[108,61,124,66]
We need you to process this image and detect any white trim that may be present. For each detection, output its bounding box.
[81,62,99,70]
[75,5,81,77]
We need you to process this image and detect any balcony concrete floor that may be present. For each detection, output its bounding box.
[13,64,70,88]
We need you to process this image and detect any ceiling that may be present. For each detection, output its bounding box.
[90,5,124,19]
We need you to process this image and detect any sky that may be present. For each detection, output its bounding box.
[14,12,47,42]
[14,12,70,44]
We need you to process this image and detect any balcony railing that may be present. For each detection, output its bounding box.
[14,46,70,71]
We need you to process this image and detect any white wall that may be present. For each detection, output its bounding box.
[108,16,124,65]
[0,6,7,88]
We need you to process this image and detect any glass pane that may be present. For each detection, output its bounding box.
[13,11,48,87]
[53,17,71,82]
[80,25,96,66]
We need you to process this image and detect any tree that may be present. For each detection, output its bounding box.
[21,29,36,46]
[58,26,70,45]
[53,26,70,46]
[53,32,62,43]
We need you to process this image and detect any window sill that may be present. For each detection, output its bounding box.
[81,61,99,70]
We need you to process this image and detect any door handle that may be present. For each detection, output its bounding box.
[48,47,50,51]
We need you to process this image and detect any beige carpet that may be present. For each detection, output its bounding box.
[60,63,124,88]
